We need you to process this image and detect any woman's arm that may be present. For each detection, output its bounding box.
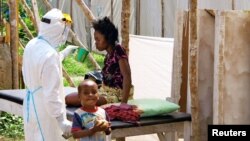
[119,58,132,103]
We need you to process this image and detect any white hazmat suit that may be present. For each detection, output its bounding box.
[22,8,77,141]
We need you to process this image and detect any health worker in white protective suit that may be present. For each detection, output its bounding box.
[22,8,78,141]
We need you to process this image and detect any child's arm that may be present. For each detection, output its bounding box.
[72,128,95,138]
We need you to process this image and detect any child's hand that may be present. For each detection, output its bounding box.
[92,120,109,132]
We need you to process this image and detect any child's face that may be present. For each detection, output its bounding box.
[79,81,99,107]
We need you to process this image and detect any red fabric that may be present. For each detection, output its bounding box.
[104,104,141,123]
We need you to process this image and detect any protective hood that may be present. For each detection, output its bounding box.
[38,8,70,48]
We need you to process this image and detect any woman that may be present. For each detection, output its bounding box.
[66,17,133,106]
[93,16,133,105]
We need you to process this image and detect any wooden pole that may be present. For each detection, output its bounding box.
[42,0,101,70]
[75,0,96,23]
[189,0,201,141]
[121,0,130,55]
[161,0,164,37]
[42,0,53,9]
[62,69,75,87]
[18,43,25,88]
[135,0,140,35]
[232,0,235,10]
[70,0,73,19]
[9,0,19,89]
[111,0,114,22]
[19,15,34,39]
[20,0,38,31]
[30,0,40,31]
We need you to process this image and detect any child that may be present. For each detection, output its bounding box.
[71,79,111,141]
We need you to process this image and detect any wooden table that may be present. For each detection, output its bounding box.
[0,88,191,141]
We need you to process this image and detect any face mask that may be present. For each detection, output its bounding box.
[61,24,70,45]
[61,13,72,45]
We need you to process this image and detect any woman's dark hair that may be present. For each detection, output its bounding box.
[92,16,119,47]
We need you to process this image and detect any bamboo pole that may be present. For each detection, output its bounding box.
[136,0,140,35]
[68,31,101,70]
[161,0,164,37]
[75,0,96,23]
[62,69,75,87]
[19,40,25,50]
[42,0,52,9]
[20,0,38,31]
[121,0,130,55]
[232,0,235,10]
[30,0,40,31]
[41,0,101,70]
[19,15,34,39]
[9,0,19,89]
[189,0,201,141]
[111,0,114,22]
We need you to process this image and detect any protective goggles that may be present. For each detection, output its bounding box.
[41,13,72,25]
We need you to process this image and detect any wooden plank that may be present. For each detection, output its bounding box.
[171,11,187,105]
[197,10,215,141]
[179,12,189,113]
[214,11,250,124]
[213,11,223,124]
[188,0,201,141]
[111,122,183,139]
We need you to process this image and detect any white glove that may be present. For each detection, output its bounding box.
[56,114,72,138]
[60,45,79,61]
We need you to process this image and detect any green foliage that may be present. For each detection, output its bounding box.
[63,52,104,76]
[18,7,37,45]
[63,52,105,86]
[0,112,24,139]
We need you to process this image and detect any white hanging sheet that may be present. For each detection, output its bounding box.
[129,35,174,99]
